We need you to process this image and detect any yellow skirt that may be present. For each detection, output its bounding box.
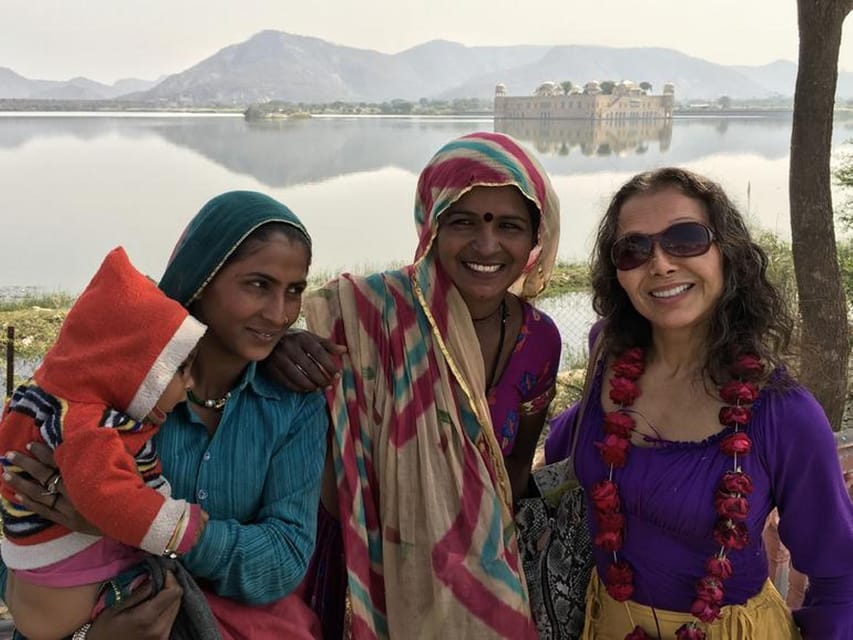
[581,569,801,639]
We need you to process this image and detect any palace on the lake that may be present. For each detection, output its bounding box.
[494,80,675,120]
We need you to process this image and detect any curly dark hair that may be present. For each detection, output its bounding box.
[590,167,794,383]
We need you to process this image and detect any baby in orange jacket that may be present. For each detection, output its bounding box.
[0,247,207,640]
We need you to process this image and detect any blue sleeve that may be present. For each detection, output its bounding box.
[760,386,853,639]
[182,392,328,605]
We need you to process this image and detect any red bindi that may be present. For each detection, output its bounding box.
[483,212,494,222]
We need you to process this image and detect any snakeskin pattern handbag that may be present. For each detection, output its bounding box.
[515,335,602,640]
[516,461,592,640]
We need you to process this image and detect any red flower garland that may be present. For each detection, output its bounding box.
[593,350,764,640]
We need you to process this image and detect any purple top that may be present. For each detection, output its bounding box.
[488,301,561,454]
[545,340,853,639]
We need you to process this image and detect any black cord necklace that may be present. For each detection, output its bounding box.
[484,298,509,390]
[472,301,504,323]
[187,388,231,412]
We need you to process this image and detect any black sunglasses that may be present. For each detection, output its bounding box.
[611,221,715,271]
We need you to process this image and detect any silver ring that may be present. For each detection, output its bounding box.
[40,471,61,496]
[305,352,327,370]
[294,362,310,378]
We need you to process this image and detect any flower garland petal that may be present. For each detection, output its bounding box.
[599,350,763,640]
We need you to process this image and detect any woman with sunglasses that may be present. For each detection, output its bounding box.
[545,167,853,639]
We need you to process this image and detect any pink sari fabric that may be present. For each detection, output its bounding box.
[205,584,322,640]
[304,132,560,639]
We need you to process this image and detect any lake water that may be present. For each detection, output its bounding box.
[0,112,851,294]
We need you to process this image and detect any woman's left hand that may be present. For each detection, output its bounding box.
[3,442,101,536]
[265,328,346,392]
[87,570,183,640]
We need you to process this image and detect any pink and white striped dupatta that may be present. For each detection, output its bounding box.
[305,132,560,639]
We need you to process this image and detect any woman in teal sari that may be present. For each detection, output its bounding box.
[4,191,328,640]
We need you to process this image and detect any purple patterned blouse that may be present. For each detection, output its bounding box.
[488,301,561,455]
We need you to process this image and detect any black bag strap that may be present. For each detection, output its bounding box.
[569,330,605,467]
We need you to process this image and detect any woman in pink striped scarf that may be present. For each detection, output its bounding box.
[277,131,563,639]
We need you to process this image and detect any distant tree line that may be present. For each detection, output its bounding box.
[244,97,494,120]
[2,95,847,117]
[0,98,243,112]
[554,80,653,95]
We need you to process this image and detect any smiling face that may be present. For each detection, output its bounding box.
[614,186,724,337]
[192,231,310,368]
[434,185,535,316]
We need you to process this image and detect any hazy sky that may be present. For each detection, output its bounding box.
[2,0,851,84]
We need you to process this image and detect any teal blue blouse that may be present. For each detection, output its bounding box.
[156,362,327,605]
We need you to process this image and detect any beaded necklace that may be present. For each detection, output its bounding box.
[187,388,232,412]
[592,349,763,639]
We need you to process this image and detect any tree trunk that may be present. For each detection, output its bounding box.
[789,0,853,429]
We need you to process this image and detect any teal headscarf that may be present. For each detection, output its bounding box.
[160,191,311,306]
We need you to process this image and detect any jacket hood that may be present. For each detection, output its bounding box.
[35,247,206,420]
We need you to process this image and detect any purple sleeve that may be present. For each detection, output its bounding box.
[544,403,579,464]
[521,307,562,403]
[759,385,853,638]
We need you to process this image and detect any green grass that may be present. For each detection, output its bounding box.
[541,261,591,298]
[0,292,76,312]
[0,307,67,386]
[0,294,75,385]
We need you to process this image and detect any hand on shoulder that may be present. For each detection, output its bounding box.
[264,329,346,392]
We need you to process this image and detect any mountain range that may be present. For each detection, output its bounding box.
[3,30,852,105]
[0,67,161,100]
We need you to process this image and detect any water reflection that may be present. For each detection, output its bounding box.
[0,115,486,188]
[1,113,851,294]
[495,117,673,157]
[2,113,844,191]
